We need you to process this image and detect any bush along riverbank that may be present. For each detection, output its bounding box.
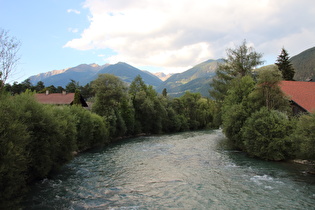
[0,75,220,208]
[0,91,110,208]
[219,67,315,165]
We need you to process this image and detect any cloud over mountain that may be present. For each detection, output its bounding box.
[64,0,315,73]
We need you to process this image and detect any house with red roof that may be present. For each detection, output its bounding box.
[279,81,315,114]
[35,91,88,107]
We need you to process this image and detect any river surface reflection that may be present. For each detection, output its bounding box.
[23,130,315,209]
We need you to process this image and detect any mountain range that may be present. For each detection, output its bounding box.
[28,46,315,97]
[29,62,163,88]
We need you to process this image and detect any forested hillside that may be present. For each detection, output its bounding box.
[290,46,315,81]
[157,59,222,97]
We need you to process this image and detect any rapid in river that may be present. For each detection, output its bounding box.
[23,130,315,209]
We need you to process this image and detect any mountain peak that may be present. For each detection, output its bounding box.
[28,62,163,88]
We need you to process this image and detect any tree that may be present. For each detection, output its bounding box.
[162,88,167,97]
[34,81,45,92]
[92,74,128,137]
[210,40,264,101]
[66,79,79,93]
[221,75,256,149]
[290,113,315,159]
[248,66,290,112]
[0,29,21,89]
[73,89,81,105]
[275,48,295,81]
[242,107,295,160]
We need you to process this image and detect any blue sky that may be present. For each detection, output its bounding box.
[1,0,315,83]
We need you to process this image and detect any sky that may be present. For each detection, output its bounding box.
[1,0,315,83]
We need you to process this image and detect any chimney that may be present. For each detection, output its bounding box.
[62,90,67,95]
[46,90,49,95]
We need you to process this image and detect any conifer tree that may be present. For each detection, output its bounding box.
[275,48,295,81]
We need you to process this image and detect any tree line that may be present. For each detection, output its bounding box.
[0,74,219,208]
[210,40,314,162]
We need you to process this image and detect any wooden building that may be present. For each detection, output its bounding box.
[279,81,315,114]
[35,91,88,107]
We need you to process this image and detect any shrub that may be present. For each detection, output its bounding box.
[0,93,30,207]
[50,106,77,171]
[290,113,315,159]
[242,107,295,160]
[70,105,109,150]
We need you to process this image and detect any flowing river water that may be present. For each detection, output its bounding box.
[23,130,315,209]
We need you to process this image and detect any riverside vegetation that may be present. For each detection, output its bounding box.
[1,40,315,208]
[0,75,217,208]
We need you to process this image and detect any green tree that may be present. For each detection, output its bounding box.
[9,81,23,94]
[66,79,80,93]
[56,86,64,93]
[162,88,167,97]
[221,75,256,149]
[180,92,202,130]
[290,113,315,159]
[275,48,295,81]
[92,74,128,137]
[248,66,290,112]
[129,75,167,134]
[242,107,295,160]
[210,40,264,102]
[0,29,21,90]
[21,78,33,91]
[80,83,93,99]
[73,89,81,105]
[0,93,30,207]
[34,81,45,92]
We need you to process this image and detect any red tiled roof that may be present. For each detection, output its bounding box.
[279,81,315,113]
[35,93,75,105]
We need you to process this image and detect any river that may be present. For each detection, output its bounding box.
[23,130,315,209]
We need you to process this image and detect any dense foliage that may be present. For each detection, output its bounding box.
[216,42,315,162]
[0,74,219,207]
[210,40,264,102]
[0,91,109,208]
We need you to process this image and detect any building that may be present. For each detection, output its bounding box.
[35,91,88,107]
[279,81,315,114]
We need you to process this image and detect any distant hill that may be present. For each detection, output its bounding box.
[153,72,174,81]
[156,59,223,97]
[290,46,315,81]
[29,62,163,88]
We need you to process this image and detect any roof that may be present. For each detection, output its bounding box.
[279,81,315,113]
[35,93,75,105]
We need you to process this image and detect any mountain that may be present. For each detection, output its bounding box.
[153,72,174,81]
[29,62,163,88]
[93,62,162,87]
[156,59,223,97]
[290,46,315,81]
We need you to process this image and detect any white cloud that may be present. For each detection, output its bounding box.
[68,28,79,33]
[67,9,81,14]
[64,0,315,73]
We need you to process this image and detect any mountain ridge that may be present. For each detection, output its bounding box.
[27,46,315,97]
[28,62,162,88]
[290,46,315,81]
[156,59,223,97]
